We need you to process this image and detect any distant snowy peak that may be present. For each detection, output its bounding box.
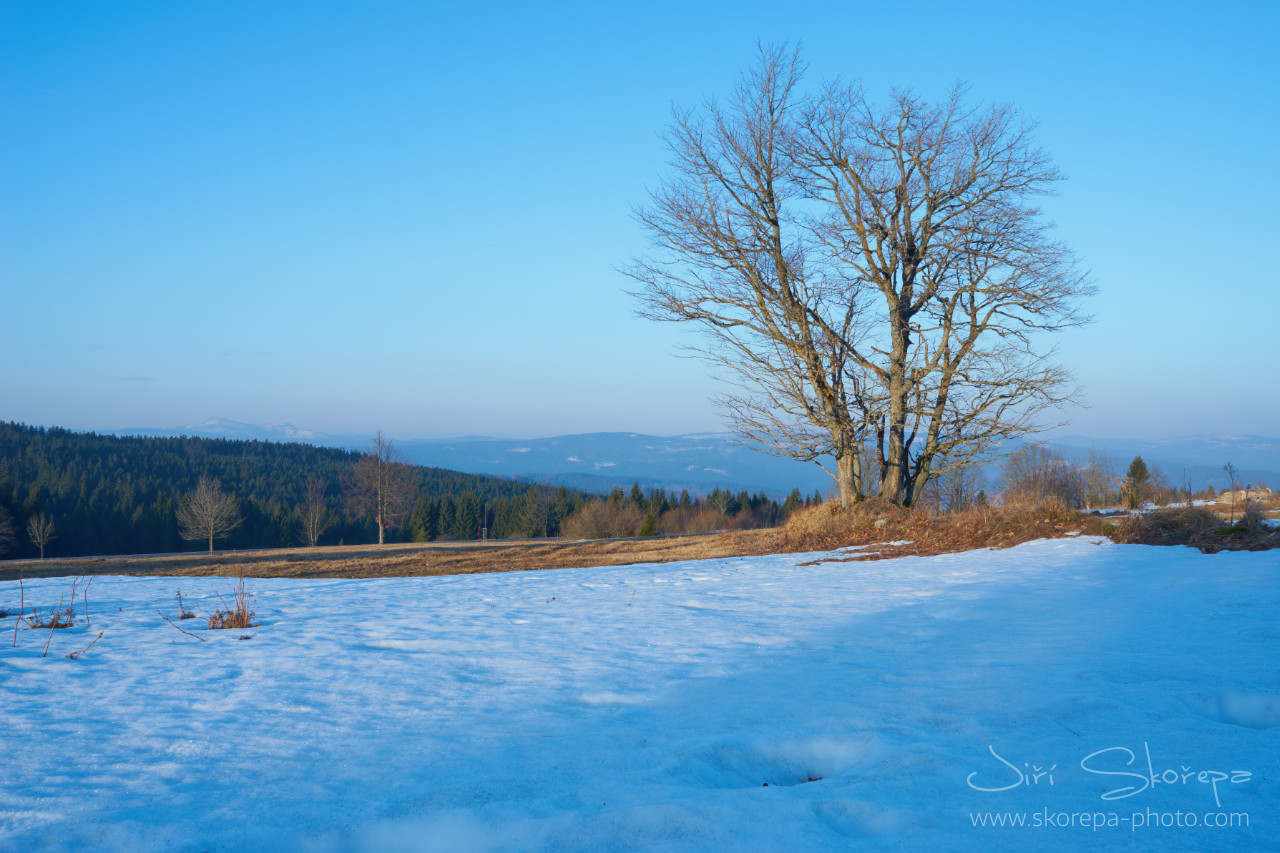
[263,422,328,441]
[106,419,338,446]
[186,419,332,443]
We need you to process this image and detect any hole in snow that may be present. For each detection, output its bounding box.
[672,735,880,789]
[1185,692,1280,730]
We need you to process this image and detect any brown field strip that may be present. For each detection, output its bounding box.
[0,530,779,582]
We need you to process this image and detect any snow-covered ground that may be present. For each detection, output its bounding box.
[2,538,1277,851]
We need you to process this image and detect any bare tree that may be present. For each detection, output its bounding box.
[630,45,1092,507]
[26,513,56,559]
[629,46,877,508]
[1081,445,1116,510]
[920,461,985,513]
[176,476,242,554]
[296,478,332,547]
[0,507,16,557]
[1001,444,1060,504]
[1223,462,1241,523]
[999,443,1086,508]
[347,431,416,545]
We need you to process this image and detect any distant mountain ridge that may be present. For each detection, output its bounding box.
[393,432,834,497]
[102,420,1280,496]
[103,421,835,496]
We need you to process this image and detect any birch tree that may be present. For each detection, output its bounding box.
[347,431,415,545]
[296,478,332,547]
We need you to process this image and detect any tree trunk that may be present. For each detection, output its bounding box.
[906,466,931,508]
[833,424,864,509]
[879,307,911,504]
[880,381,908,503]
[836,452,858,509]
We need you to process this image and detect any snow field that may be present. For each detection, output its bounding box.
[1,538,1277,851]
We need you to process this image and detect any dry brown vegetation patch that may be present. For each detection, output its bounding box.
[0,532,779,583]
[1113,504,1280,553]
[776,498,1091,561]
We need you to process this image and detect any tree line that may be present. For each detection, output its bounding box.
[0,422,585,558]
[912,443,1240,515]
[0,422,816,560]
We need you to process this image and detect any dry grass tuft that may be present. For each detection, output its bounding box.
[207,577,258,630]
[1112,505,1280,553]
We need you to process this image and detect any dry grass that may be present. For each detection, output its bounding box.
[207,577,257,629]
[0,533,778,582]
[1114,503,1280,553]
[775,497,1093,562]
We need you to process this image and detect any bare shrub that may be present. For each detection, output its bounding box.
[1238,501,1269,534]
[1000,445,1083,508]
[560,501,644,540]
[658,506,730,536]
[27,601,75,630]
[208,578,257,630]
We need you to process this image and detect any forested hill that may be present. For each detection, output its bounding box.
[0,422,589,559]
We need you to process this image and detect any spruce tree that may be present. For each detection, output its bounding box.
[782,488,802,514]
[1126,456,1150,508]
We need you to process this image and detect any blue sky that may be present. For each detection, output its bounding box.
[2,0,1277,440]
